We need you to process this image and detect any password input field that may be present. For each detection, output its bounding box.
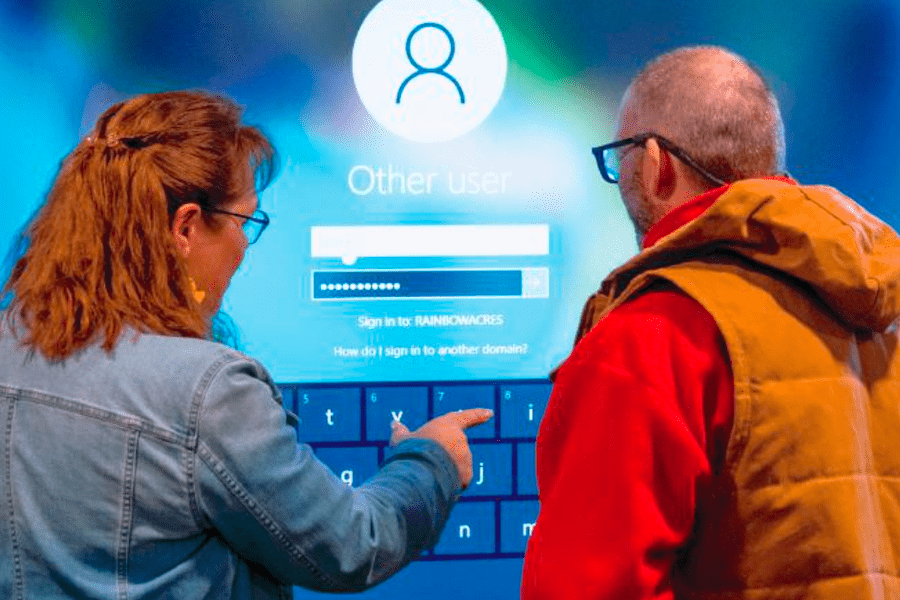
[310,225,549,263]
[311,268,550,300]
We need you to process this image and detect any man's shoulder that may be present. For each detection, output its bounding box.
[614,282,708,318]
[574,282,722,360]
[597,283,714,334]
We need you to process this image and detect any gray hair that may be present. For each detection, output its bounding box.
[623,46,786,185]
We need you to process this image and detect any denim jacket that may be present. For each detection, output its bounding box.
[0,326,461,599]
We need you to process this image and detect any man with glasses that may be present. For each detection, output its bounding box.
[522,45,900,599]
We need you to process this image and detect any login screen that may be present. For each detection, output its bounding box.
[224,0,635,383]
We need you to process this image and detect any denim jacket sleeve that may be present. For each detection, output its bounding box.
[189,353,462,592]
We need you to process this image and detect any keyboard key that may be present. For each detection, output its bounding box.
[314,447,380,488]
[433,502,496,555]
[294,387,361,442]
[499,383,552,438]
[466,443,513,497]
[364,386,428,441]
[433,385,497,439]
[516,443,537,496]
[500,500,539,553]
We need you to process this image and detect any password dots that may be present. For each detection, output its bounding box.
[320,283,401,291]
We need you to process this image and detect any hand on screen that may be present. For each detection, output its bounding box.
[389,409,493,489]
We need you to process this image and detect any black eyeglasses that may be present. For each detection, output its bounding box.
[200,204,270,244]
[591,132,727,187]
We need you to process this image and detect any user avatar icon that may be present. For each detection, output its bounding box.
[352,0,507,143]
[396,22,466,105]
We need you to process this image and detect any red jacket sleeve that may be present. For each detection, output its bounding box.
[521,288,733,600]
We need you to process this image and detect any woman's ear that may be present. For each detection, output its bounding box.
[170,203,202,258]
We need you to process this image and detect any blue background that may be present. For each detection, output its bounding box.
[2,0,899,597]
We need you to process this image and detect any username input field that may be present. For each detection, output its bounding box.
[310,225,549,263]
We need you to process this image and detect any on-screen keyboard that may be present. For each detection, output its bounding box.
[277,380,551,559]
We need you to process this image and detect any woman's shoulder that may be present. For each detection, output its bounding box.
[120,332,269,386]
[0,325,279,437]
[126,333,287,435]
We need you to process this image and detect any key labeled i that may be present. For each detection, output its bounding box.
[499,383,552,438]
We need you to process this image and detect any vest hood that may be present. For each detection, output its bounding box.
[603,179,900,332]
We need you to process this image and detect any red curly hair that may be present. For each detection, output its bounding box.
[3,90,276,359]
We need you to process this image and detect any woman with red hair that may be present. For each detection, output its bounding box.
[0,90,490,599]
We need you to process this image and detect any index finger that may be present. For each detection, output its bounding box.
[445,408,494,430]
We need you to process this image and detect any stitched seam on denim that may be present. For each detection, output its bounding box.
[185,352,238,529]
[4,396,24,600]
[196,442,343,591]
[116,429,139,600]
[0,385,186,446]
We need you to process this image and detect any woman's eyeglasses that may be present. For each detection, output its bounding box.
[200,205,270,244]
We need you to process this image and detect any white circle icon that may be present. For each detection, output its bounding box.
[352,0,508,143]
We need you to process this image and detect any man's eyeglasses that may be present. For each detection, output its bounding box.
[200,204,270,244]
[591,133,728,187]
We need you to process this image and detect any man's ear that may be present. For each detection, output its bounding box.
[641,138,676,200]
[170,203,202,258]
